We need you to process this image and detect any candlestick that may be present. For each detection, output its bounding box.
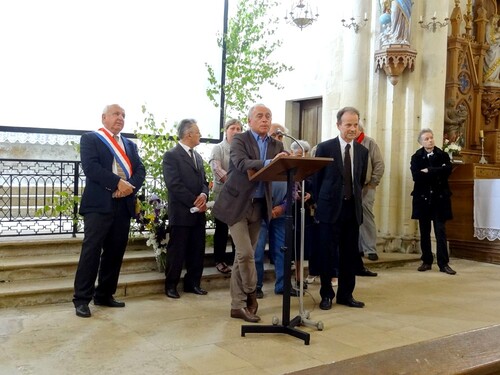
[479,137,488,164]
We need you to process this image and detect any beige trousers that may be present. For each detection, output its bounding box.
[229,201,264,309]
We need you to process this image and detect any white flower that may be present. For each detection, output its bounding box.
[443,140,462,155]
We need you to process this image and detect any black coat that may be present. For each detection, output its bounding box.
[410,146,453,221]
[313,137,368,225]
[163,144,209,226]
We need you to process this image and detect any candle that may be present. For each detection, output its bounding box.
[433,11,437,18]
[480,130,484,138]
[420,15,423,22]
[364,12,367,20]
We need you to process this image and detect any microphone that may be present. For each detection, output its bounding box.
[275,129,305,158]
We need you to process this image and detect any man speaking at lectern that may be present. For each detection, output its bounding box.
[212,104,288,323]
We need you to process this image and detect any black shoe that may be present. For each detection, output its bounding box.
[418,263,432,272]
[337,297,365,308]
[93,298,125,308]
[367,253,379,261]
[319,297,333,310]
[165,288,180,299]
[256,288,264,299]
[75,304,91,318]
[184,286,208,295]
[356,267,378,277]
[440,265,456,275]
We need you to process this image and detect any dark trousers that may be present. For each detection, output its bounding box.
[319,199,359,301]
[213,217,235,264]
[73,200,131,306]
[419,218,450,268]
[165,220,206,290]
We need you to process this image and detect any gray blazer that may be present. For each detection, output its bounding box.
[212,130,284,226]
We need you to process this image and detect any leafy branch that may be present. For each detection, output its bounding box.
[206,0,293,120]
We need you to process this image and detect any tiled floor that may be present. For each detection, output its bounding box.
[1,258,500,375]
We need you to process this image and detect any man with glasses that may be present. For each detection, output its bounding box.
[162,119,210,299]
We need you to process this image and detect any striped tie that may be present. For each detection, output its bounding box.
[114,135,127,180]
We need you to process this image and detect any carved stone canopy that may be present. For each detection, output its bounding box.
[375,44,418,85]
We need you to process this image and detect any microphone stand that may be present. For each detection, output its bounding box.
[278,131,324,331]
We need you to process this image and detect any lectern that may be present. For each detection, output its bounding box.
[242,156,332,345]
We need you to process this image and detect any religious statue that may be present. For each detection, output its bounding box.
[380,0,412,46]
[444,99,467,147]
[484,14,500,87]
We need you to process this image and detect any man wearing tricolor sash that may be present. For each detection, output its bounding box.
[73,104,146,318]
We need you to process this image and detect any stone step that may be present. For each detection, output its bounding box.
[0,235,146,258]
[0,252,421,308]
[0,233,422,308]
[0,250,159,282]
[0,266,235,308]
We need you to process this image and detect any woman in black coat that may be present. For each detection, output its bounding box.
[410,128,456,275]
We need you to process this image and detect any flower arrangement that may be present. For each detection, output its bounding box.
[136,194,169,271]
[443,139,462,155]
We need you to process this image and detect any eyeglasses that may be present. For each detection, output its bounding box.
[271,133,283,140]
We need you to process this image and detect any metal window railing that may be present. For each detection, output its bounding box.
[0,158,215,237]
[0,159,84,237]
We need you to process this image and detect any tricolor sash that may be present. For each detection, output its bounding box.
[95,128,133,179]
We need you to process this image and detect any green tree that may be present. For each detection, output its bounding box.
[206,0,293,121]
[134,105,178,203]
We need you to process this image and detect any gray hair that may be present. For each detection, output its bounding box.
[290,140,311,153]
[177,119,197,139]
[224,118,242,131]
[247,103,269,119]
[102,104,124,115]
[358,119,365,132]
[269,123,287,135]
[418,128,433,144]
[336,106,360,123]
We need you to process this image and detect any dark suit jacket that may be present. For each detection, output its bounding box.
[410,146,452,221]
[79,132,146,218]
[212,130,284,227]
[163,144,209,226]
[313,137,368,225]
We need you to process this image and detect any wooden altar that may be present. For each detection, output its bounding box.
[447,164,500,264]
[445,0,499,163]
[444,1,500,264]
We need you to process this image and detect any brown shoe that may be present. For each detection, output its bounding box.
[246,290,258,315]
[230,307,261,323]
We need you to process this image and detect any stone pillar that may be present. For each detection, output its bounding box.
[322,0,371,139]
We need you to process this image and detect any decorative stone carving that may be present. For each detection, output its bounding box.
[374,44,417,85]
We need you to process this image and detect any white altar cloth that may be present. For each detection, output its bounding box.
[474,179,500,241]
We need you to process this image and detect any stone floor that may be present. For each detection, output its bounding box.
[1,257,500,375]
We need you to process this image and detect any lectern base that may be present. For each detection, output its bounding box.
[241,315,310,345]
